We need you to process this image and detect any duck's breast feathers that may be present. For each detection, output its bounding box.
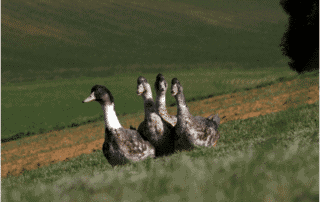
[103,140,128,166]
[142,113,166,140]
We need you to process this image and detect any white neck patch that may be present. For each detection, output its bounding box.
[101,104,122,129]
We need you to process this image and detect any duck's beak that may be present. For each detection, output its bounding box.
[82,92,96,103]
[171,84,178,96]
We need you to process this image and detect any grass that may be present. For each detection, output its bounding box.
[2,101,318,201]
[2,66,305,142]
[2,0,318,200]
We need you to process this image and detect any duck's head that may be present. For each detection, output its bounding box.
[82,85,114,105]
[137,76,152,97]
[154,73,168,94]
[171,78,183,96]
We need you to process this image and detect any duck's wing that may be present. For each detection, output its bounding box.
[192,116,220,147]
[117,128,155,161]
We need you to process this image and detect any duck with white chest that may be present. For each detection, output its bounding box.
[82,85,155,166]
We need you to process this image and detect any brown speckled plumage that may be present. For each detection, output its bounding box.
[103,127,155,166]
[171,78,220,151]
[137,76,175,157]
[83,85,155,167]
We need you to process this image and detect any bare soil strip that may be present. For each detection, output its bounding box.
[2,78,319,178]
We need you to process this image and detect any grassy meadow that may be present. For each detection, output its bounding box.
[2,0,291,141]
[2,101,318,201]
[2,0,319,201]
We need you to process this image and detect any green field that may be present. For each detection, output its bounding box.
[2,0,287,84]
[2,0,292,140]
[2,66,298,141]
[2,0,319,201]
[2,101,318,201]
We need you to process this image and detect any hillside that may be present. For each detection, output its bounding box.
[2,0,288,83]
[2,75,318,178]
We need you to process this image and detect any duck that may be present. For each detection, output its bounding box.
[136,76,175,157]
[154,73,177,127]
[171,78,220,151]
[82,85,155,166]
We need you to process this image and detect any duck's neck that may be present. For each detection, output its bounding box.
[175,92,191,117]
[101,103,122,130]
[142,92,157,117]
[156,92,169,115]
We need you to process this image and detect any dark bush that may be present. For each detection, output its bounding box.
[280,0,319,74]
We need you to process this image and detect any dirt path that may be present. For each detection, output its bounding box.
[1,78,319,178]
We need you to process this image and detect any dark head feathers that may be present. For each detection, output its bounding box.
[91,85,114,103]
[155,73,167,91]
[171,78,180,85]
[137,76,148,85]
[156,73,165,82]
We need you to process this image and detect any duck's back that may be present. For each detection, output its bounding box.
[103,128,155,166]
[191,116,220,147]
[175,115,220,149]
